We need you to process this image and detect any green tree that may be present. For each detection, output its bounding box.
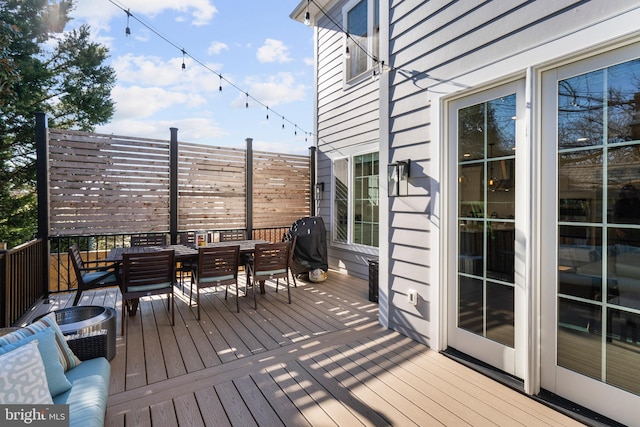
[0,0,115,247]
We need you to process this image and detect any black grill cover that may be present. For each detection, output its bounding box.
[285,216,328,274]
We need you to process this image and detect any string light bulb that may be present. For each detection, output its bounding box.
[345,45,351,59]
[245,92,249,108]
[266,106,269,120]
[304,0,311,26]
[125,9,131,36]
[219,75,222,92]
[181,49,186,71]
[282,117,285,130]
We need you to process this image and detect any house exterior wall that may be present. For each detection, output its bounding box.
[293,1,640,425]
[311,1,382,280]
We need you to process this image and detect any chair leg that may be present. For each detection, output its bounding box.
[121,296,126,335]
[171,291,175,326]
[235,281,239,313]
[196,288,200,321]
[73,287,82,306]
[287,276,291,304]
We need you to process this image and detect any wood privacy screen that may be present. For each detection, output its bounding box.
[47,129,310,235]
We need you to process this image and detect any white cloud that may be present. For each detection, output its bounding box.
[69,0,217,32]
[256,39,292,64]
[96,117,228,142]
[207,41,229,55]
[110,85,193,119]
[233,72,306,108]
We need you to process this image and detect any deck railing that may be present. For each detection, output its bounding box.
[48,227,291,294]
[0,239,47,327]
[0,227,293,326]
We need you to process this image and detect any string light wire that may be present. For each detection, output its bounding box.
[106,0,312,139]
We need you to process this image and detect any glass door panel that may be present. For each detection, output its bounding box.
[555,56,640,397]
[449,85,521,376]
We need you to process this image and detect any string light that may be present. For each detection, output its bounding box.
[125,9,131,36]
[344,45,350,59]
[304,0,311,26]
[108,0,314,142]
[294,125,297,136]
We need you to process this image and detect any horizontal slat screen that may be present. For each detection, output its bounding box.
[253,151,311,228]
[48,129,310,236]
[49,129,170,235]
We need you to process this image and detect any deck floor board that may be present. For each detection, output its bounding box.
[28,270,585,427]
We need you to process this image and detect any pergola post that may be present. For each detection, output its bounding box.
[170,128,179,244]
[35,112,50,299]
[246,138,253,238]
[309,146,317,216]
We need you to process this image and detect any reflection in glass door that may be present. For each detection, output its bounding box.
[555,58,640,396]
[449,83,521,376]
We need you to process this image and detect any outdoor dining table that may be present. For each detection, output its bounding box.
[106,240,269,315]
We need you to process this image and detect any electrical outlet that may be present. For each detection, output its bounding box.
[407,289,417,306]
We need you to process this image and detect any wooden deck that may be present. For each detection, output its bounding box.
[29,271,585,427]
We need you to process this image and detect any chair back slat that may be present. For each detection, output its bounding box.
[69,244,85,271]
[219,230,247,242]
[131,234,167,247]
[123,250,174,289]
[198,245,240,280]
[253,242,289,273]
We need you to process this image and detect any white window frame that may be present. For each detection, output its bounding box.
[342,0,380,83]
[331,150,380,249]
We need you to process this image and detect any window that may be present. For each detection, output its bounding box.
[333,152,379,247]
[344,0,380,81]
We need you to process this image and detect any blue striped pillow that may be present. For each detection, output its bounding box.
[0,313,81,371]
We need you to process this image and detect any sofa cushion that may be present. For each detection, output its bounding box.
[53,357,110,426]
[0,313,81,371]
[0,328,72,397]
[0,341,53,404]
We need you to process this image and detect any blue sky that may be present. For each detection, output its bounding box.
[66,1,313,155]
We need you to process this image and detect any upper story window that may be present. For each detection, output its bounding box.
[344,0,380,81]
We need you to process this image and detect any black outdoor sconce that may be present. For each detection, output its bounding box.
[315,182,324,200]
[388,159,410,197]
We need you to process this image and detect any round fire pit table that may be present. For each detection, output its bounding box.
[51,306,116,361]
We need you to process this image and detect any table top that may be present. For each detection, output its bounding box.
[106,240,268,262]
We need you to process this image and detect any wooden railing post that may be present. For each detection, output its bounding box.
[246,138,253,238]
[170,128,179,245]
[35,112,50,300]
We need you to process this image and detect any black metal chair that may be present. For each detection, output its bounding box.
[247,242,291,309]
[69,244,121,306]
[191,245,240,317]
[120,250,175,335]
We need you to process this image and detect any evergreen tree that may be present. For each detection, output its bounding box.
[0,0,115,247]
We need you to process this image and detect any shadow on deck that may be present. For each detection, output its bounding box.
[25,270,584,427]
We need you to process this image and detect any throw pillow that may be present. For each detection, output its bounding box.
[0,313,81,371]
[0,341,53,404]
[0,329,72,397]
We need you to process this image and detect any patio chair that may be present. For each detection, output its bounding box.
[120,250,175,335]
[247,242,291,309]
[176,231,196,289]
[69,244,121,306]
[131,234,167,247]
[219,230,247,242]
[219,229,252,278]
[190,245,240,317]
